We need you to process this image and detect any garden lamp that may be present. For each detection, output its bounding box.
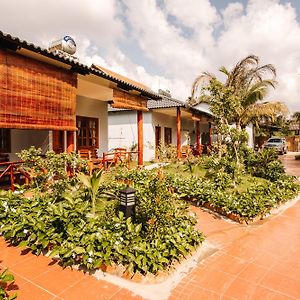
[119,186,136,218]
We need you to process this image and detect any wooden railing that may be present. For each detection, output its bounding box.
[0,161,31,191]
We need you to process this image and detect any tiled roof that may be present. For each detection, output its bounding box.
[91,64,160,99]
[147,96,186,109]
[93,65,149,91]
[108,96,185,112]
[108,95,213,118]
[0,30,160,99]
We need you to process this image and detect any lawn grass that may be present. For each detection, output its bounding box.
[163,162,207,179]
[163,162,268,192]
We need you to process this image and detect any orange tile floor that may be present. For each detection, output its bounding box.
[1,153,300,299]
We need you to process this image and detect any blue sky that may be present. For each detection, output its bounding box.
[1,0,300,112]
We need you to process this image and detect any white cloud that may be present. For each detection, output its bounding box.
[0,0,124,47]
[1,0,300,111]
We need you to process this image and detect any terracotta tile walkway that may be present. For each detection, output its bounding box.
[1,153,300,299]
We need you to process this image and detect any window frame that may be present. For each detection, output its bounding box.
[76,116,99,149]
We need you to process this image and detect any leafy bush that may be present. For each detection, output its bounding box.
[0,268,17,300]
[18,147,88,193]
[0,162,204,275]
[202,154,243,188]
[156,143,177,162]
[166,173,299,221]
[245,148,285,180]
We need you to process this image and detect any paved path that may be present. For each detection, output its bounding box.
[280,152,300,177]
[1,155,300,299]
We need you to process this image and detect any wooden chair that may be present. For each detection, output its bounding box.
[114,148,127,164]
[102,151,116,170]
[101,148,129,170]
[78,148,103,174]
[181,145,192,158]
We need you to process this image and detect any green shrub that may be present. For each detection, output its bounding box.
[0,268,17,300]
[295,154,300,160]
[0,165,204,275]
[202,154,243,188]
[166,173,299,221]
[18,147,88,194]
[245,148,285,181]
[156,143,177,162]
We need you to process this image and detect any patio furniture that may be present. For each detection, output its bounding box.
[78,148,139,172]
[78,148,103,174]
[181,145,192,158]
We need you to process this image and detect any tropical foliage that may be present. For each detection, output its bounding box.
[189,55,288,128]
[188,55,288,178]
[165,148,299,222]
[0,268,17,300]
[0,150,204,276]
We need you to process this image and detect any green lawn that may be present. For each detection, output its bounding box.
[163,162,268,192]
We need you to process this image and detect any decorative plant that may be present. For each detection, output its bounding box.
[0,165,204,275]
[245,148,285,180]
[77,170,104,215]
[156,143,177,162]
[0,268,17,300]
[17,147,88,191]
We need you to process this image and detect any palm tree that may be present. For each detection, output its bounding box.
[190,55,288,128]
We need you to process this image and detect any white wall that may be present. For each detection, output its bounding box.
[76,96,108,154]
[10,129,49,161]
[108,110,212,162]
[152,113,210,146]
[152,112,178,147]
[108,111,155,161]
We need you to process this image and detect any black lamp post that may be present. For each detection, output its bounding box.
[119,186,136,218]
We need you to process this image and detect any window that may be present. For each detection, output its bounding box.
[0,129,11,153]
[76,116,99,149]
[164,127,172,145]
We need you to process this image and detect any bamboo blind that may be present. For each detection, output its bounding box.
[0,49,77,130]
[112,89,148,111]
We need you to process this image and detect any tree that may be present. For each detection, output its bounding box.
[292,111,300,134]
[189,55,288,171]
[189,55,288,129]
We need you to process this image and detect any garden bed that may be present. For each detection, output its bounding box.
[0,149,204,280]
[160,149,300,224]
[166,173,300,223]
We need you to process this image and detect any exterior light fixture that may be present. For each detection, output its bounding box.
[119,186,136,218]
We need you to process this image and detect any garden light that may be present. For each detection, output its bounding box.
[119,186,136,218]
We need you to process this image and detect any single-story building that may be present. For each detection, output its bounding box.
[108,92,213,161]
[0,31,160,166]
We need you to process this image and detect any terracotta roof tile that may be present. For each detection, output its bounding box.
[93,65,150,91]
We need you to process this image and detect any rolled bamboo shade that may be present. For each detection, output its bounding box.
[0,49,77,130]
[112,89,148,111]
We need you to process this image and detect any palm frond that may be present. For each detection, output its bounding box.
[219,66,230,77]
[239,102,288,126]
[190,72,214,106]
